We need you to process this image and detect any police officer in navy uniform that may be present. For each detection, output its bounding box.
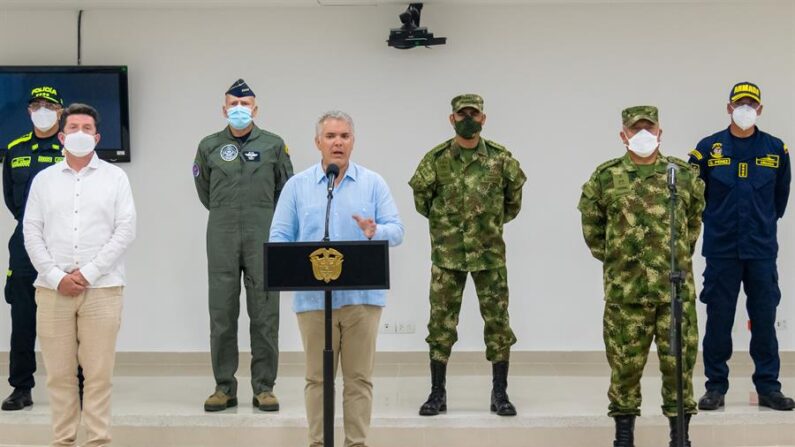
[689,82,794,411]
[1,86,68,410]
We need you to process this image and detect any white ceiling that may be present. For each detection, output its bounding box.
[0,0,757,9]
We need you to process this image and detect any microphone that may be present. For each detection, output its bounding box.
[326,163,340,193]
[667,162,678,192]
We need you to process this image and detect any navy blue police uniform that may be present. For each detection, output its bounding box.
[2,132,65,391]
[688,125,791,396]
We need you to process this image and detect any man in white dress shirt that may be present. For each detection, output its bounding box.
[23,103,136,447]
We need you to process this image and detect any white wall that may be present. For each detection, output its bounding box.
[0,1,793,353]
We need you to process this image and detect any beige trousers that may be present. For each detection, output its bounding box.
[36,286,123,447]
[297,304,382,447]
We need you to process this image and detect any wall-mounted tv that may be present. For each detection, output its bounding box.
[0,66,130,163]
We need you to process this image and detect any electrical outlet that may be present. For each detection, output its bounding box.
[776,319,788,331]
[379,321,396,334]
[396,321,416,334]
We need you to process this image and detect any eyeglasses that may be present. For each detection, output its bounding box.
[28,101,61,112]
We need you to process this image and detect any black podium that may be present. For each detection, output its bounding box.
[264,240,390,447]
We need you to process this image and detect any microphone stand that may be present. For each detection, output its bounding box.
[322,170,335,447]
[668,169,686,447]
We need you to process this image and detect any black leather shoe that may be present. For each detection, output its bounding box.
[419,360,447,416]
[697,390,724,410]
[1,388,33,411]
[758,391,795,411]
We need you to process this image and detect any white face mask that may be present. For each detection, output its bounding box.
[31,108,58,131]
[63,131,97,157]
[731,104,758,131]
[625,129,659,157]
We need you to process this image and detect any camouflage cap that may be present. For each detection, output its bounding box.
[729,81,761,103]
[29,85,63,105]
[622,105,658,127]
[451,93,484,112]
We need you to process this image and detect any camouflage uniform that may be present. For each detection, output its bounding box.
[410,127,526,363]
[578,107,705,417]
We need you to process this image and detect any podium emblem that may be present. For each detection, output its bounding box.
[309,248,344,283]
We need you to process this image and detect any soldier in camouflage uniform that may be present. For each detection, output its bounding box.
[409,94,526,417]
[578,106,705,447]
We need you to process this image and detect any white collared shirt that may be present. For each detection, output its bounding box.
[23,153,136,289]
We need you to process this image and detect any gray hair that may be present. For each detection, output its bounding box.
[315,110,354,137]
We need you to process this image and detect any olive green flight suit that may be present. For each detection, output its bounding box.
[193,125,293,396]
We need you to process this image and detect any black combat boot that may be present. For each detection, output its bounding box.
[490,361,516,416]
[668,414,692,447]
[419,360,447,416]
[612,415,635,447]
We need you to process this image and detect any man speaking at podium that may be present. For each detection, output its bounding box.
[269,110,404,447]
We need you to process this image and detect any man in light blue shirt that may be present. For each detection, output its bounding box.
[269,110,403,447]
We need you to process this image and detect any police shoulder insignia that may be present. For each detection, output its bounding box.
[689,149,703,161]
[220,144,239,161]
[7,132,33,150]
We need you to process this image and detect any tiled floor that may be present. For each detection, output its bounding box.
[0,357,793,446]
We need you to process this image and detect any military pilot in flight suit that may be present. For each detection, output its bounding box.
[194,79,293,412]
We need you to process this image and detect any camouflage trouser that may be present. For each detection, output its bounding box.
[604,301,699,417]
[426,265,516,363]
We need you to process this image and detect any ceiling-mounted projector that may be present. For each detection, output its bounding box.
[387,3,446,49]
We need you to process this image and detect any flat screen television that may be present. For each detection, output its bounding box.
[0,66,130,163]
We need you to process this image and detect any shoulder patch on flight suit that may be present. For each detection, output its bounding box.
[10,156,31,168]
[192,162,200,177]
[689,149,703,161]
[283,144,289,155]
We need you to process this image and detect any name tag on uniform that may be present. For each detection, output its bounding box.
[10,156,30,168]
[708,158,731,167]
[756,154,779,168]
[242,151,260,162]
